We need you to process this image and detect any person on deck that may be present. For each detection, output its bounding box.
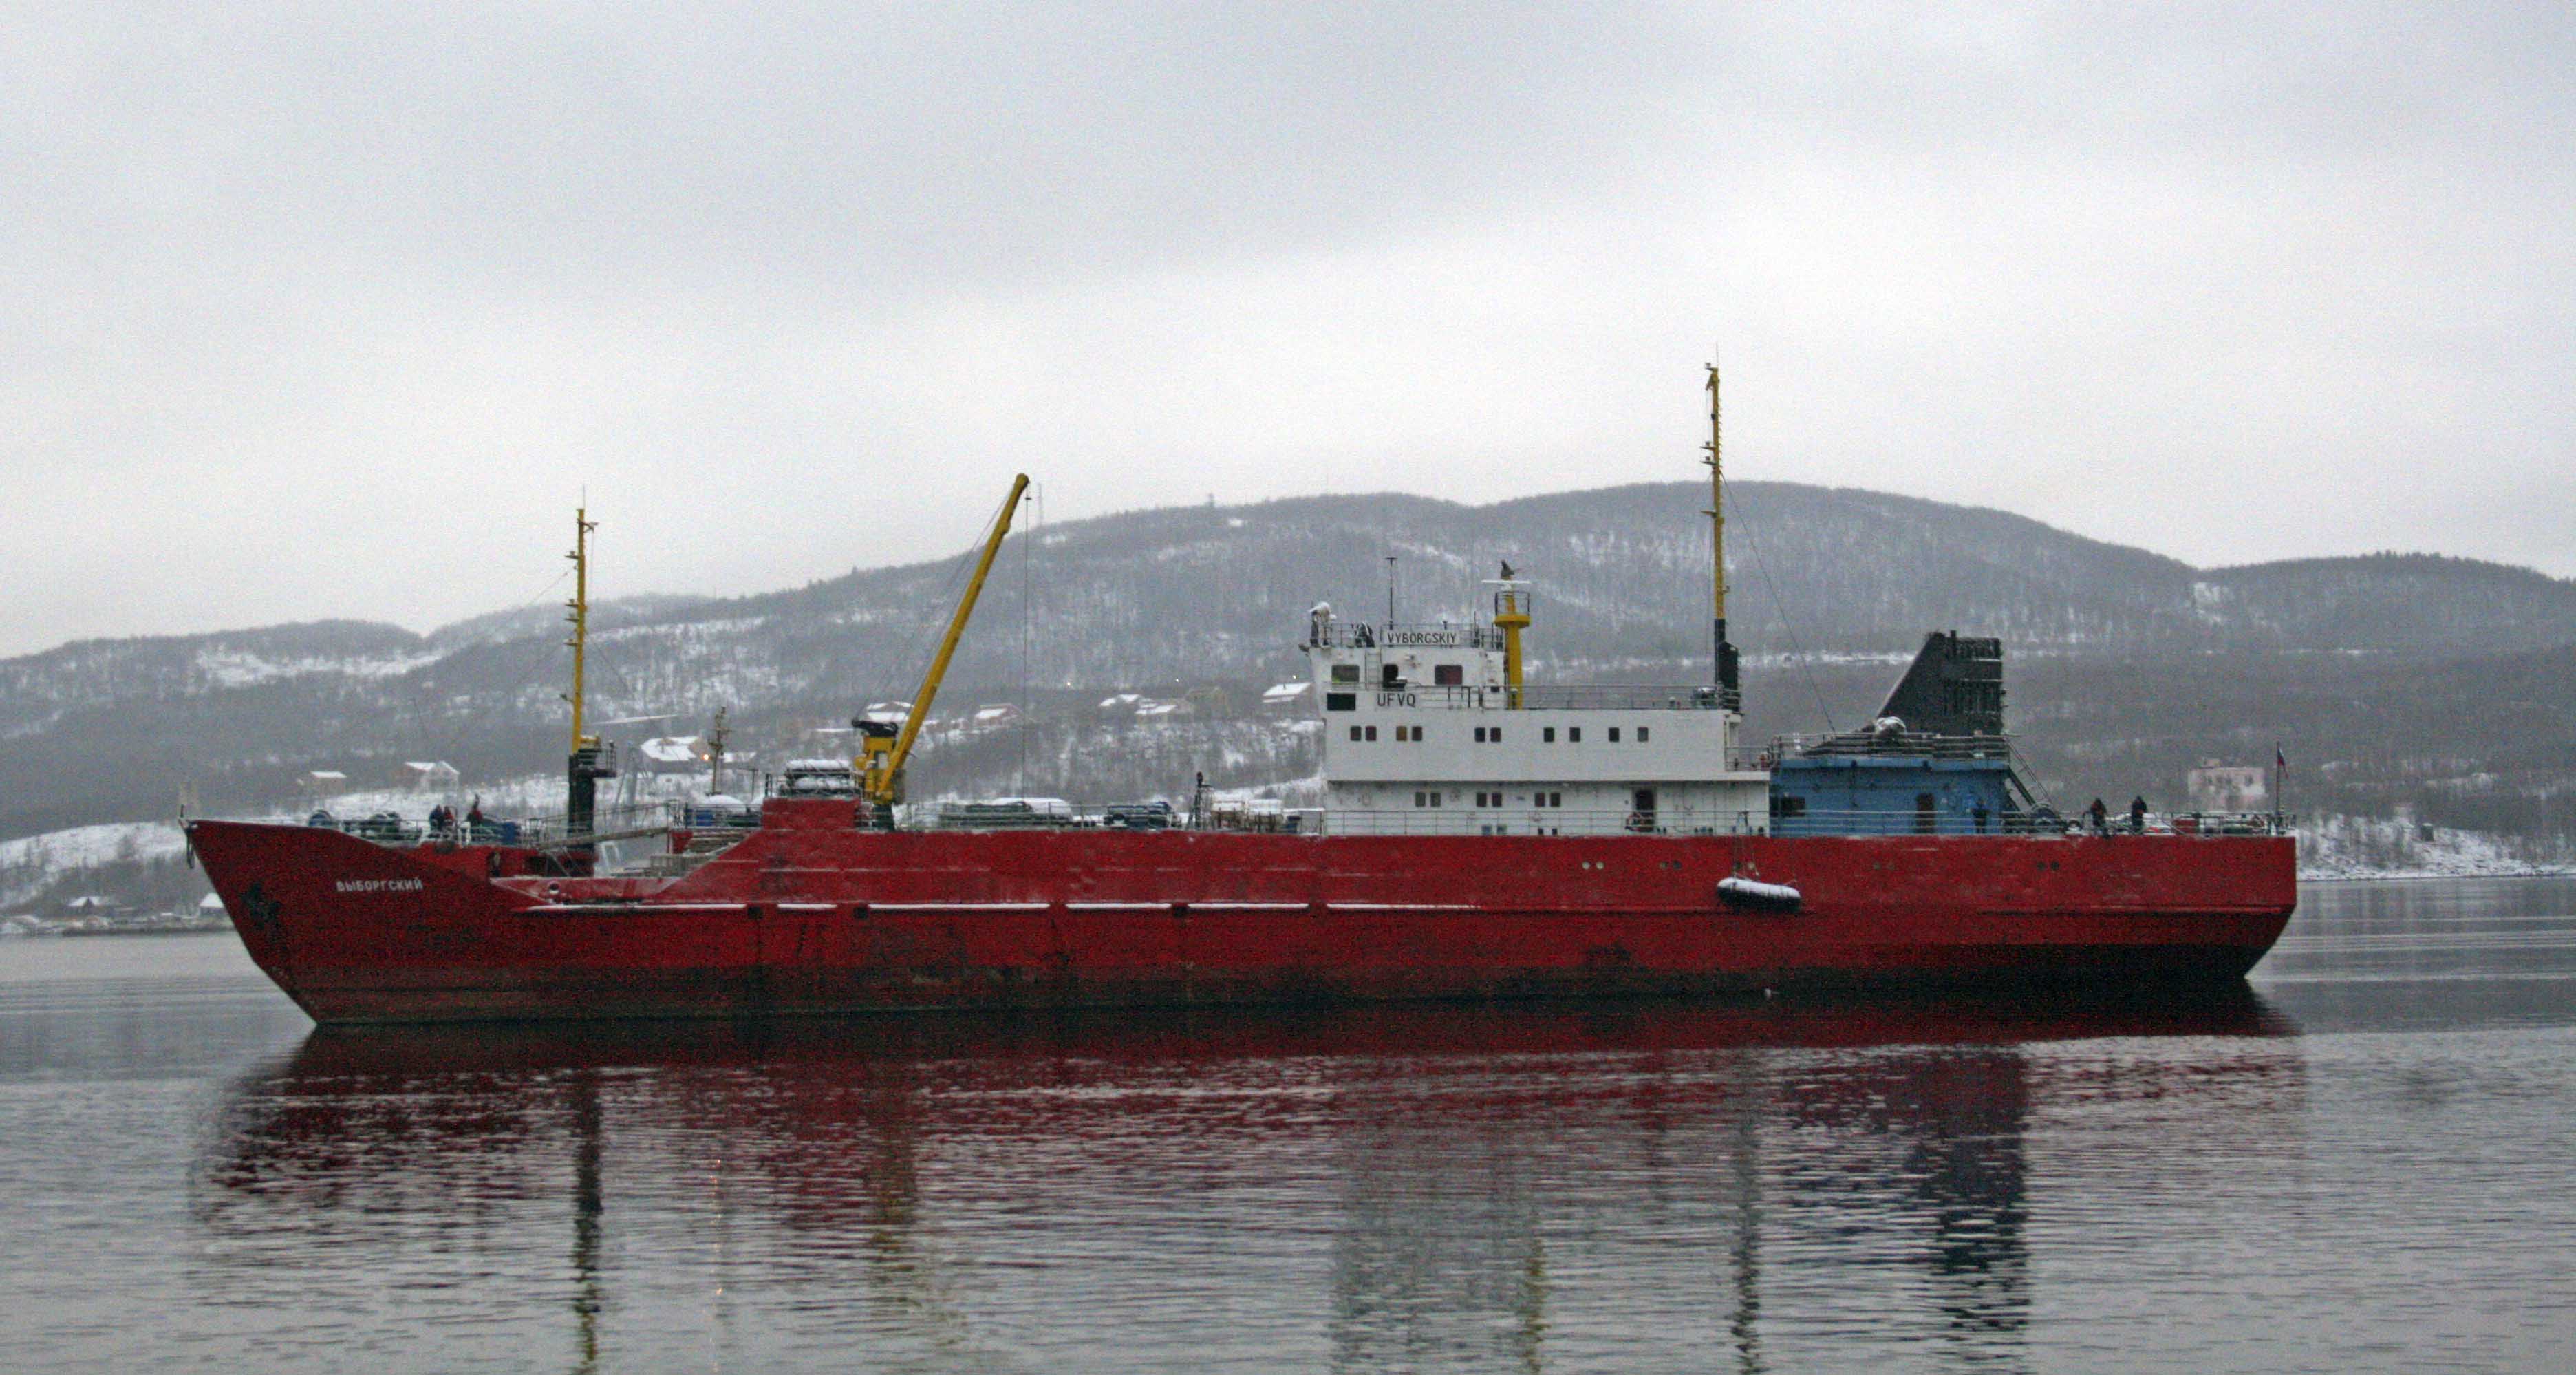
[2129,796,2149,833]
[2087,798,2109,833]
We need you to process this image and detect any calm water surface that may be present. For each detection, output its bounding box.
[3,880,2572,1373]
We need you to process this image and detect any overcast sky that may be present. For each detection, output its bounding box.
[6,3,2571,657]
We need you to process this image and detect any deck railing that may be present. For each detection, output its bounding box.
[316,800,683,849]
[308,798,2289,845]
[1772,732,2017,761]
[1768,808,2288,838]
[1339,684,1732,712]
[1310,809,1766,838]
[1309,622,1506,651]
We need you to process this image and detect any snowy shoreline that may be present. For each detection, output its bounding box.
[2299,865,2576,884]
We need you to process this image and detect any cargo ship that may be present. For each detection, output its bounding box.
[186,367,2297,1024]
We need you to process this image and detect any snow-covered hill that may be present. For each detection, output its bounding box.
[6,479,2575,860]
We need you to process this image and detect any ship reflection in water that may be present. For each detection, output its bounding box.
[194,992,2301,1372]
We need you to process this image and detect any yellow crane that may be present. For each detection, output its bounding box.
[859,473,1032,810]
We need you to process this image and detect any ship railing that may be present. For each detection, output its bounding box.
[1768,808,2289,838]
[1309,622,1507,652]
[1773,731,2018,761]
[1313,809,1767,838]
[1300,807,2290,839]
[339,800,685,849]
[1352,684,1733,712]
[510,800,685,848]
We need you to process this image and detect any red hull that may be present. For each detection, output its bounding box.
[186,802,2297,1025]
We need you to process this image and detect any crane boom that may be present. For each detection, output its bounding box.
[861,473,1031,806]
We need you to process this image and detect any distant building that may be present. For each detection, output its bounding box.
[1260,681,1311,712]
[301,769,348,799]
[1096,692,1192,720]
[967,703,1023,732]
[402,760,461,792]
[61,895,127,928]
[638,736,704,770]
[2187,763,2269,813]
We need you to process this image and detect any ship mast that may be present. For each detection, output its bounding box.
[563,508,616,845]
[1704,361,1740,710]
[706,705,729,796]
[566,507,597,754]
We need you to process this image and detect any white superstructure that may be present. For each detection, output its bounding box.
[1301,579,1771,836]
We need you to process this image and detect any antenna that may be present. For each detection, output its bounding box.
[1385,556,1399,626]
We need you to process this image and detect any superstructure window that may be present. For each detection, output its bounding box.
[1543,727,1556,743]
[1349,725,1363,742]
[1638,727,1650,743]
[1365,725,1379,741]
[1331,664,1360,683]
[1325,692,1355,712]
[1433,664,1463,686]
[1608,727,1621,743]
[1569,727,1582,743]
[1415,791,1429,807]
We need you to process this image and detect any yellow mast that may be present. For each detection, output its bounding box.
[1490,563,1531,709]
[1702,361,1739,706]
[861,474,1031,805]
[565,507,598,752]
